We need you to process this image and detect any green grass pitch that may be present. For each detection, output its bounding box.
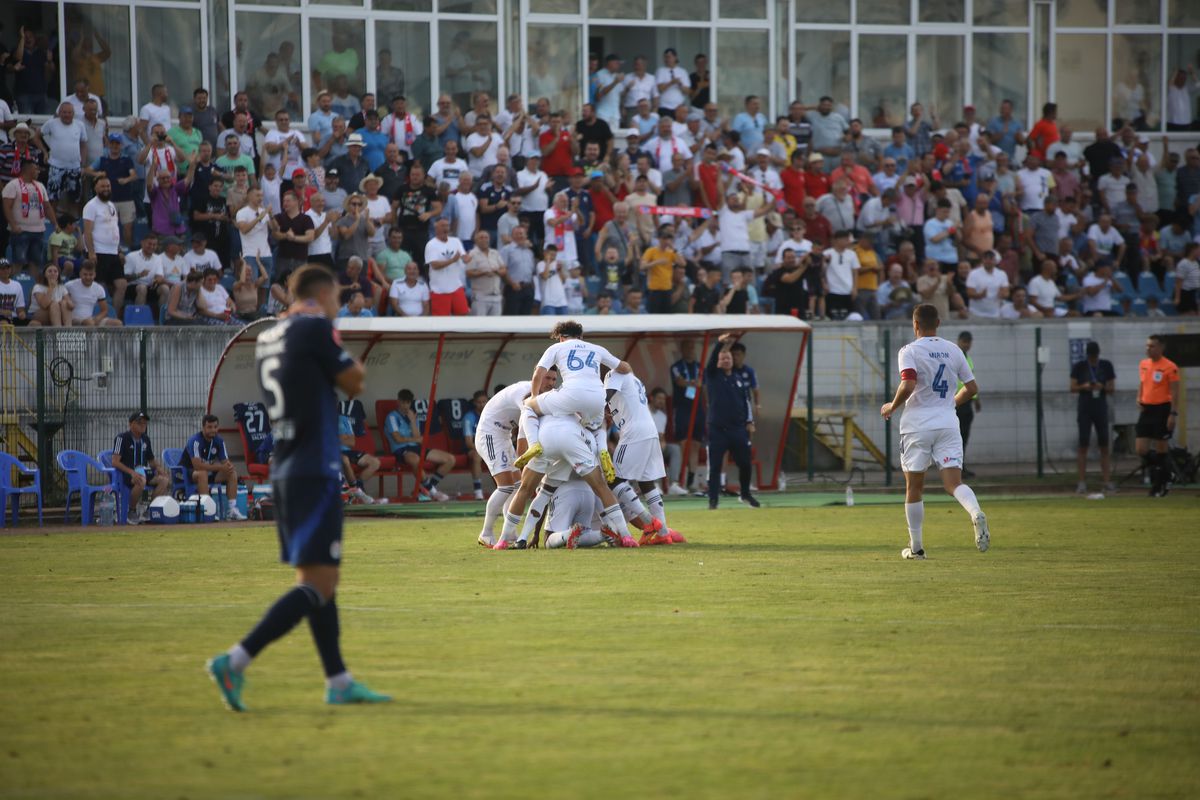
[2,495,1198,799]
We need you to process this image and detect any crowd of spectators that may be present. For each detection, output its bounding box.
[2,40,1200,327]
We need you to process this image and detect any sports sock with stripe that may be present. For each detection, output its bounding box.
[235,583,324,669]
[953,484,981,517]
[613,482,652,526]
[601,504,631,539]
[643,489,666,526]
[905,501,924,552]
[519,487,553,541]
[480,484,515,539]
[500,510,521,542]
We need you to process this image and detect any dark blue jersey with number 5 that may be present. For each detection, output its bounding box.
[256,314,355,481]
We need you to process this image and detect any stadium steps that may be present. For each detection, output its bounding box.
[789,408,887,472]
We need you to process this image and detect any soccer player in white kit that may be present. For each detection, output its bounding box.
[543,474,607,549]
[880,303,990,559]
[605,368,683,545]
[473,373,555,547]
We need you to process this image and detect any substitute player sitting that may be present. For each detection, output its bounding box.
[880,303,990,560]
[605,366,684,545]
[384,389,455,501]
[515,320,631,468]
[206,264,389,711]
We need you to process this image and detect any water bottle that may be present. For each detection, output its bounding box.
[845,485,855,507]
[778,472,788,491]
[97,490,116,526]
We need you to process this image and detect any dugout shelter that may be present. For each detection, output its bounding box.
[207,315,810,497]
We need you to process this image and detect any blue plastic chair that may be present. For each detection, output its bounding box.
[162,448,197,499]
[57,450,114,526]
[123,304,155,326]
[97,450,131,525]
[0,452,42,528]
[1136,272,1164,302]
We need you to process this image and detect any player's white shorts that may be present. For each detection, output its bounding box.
[537,422,600,484]
[900,428,964,473]
[612,436,666,483]
[537,384,606,424]
[475,431,517,476]
[547,484,602,532]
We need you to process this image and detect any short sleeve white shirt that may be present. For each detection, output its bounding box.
[604,370,658,443]
[465,132,503,179]
[653,66,691,110]
[40,118,88,169]
[824,248,860,295]
[306,209,334,256]
[138,102,172,133]
[124,250,163,285]
[65,278,107,321]
[388,278,430,316]
[717,207,755,252]
[537,340,620,389]
[82,197,121,255]
[1026,275,1061,310]
[966,266,1008,317]
[518,169,550,212]
[236,206,272,257]
[897,336,974,434]
[424,236,467,294]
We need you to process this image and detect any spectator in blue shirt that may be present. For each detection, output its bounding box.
[338,413,381,503]
[731,95,769,153]
[924,199,961,271]
[181,414,246,520]
[986,99,1026,159]
[883,127,915,173]
[307,91,337,150]
[462,389,488,500]
[337,288,376,317]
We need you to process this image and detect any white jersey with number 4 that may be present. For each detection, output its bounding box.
[604,370,658,443]
[897,336,974,435]
[537,339,620,389]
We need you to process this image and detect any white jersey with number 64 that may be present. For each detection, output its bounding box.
[897,336,974,435]
[537,339,621,389]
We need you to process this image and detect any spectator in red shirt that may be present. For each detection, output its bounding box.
[803,153,830,199]
[830,151,876,203]
[693,144,722,210]
[1026,103,1059,161]
[588,170,616,232]
[780,149,807,213]
[538,111,577,195]
[800,197,832,248]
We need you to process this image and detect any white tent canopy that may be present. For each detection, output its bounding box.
[208,315,811,493]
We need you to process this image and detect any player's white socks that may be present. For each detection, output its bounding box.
[601,504,632,538]
[326,671,353,691]
[904,502,924,553]
[644,489,666,526]
[480,484,516,540]
[614,482,653,526]
[500,510,521,543]
[953,484,982,517]
[521,407,541,446]
[519,489,552,542]
[546,528,605,548]
[227,643,252,672]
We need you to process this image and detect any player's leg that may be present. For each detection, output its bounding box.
[1076,414,1091,493]
[420,449,455,500]
[194,469,211,498]
[706,432,729,509]
[128,472,146,514]
[612,479,654,528]
[517,482,557,545]
[495,466,544,547]
[466,441,484,499]
[898,432,932,559]
[222,462,239,503]
[359,454,380,484]
[639,481,666,526]
[729,432,758,507]
[480,469,519,546]
[579,466,638,546]
[938,428,988,553]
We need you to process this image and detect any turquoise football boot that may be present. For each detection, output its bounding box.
[326,680,392,705]
[206,653,246,712]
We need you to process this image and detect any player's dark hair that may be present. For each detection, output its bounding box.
[472,390,488,401]
[289,264,336,300]
[1148,334,1165,347]
[730,342,747,354]
[493,384,506,394]
[202,413,219,425]
[551,320,584,340]
[650,387,666,398]
[958,330,973,343]
[397,389,415,403]
[913,304,940,330]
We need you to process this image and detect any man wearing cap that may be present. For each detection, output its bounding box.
[168,106,204,173]
[83,134,138,249]
[320,168,348,214]
[37,103,89,217]
[113,412,171,524]
[329,132,371,195]
[3,156,53,270]
[591,55,624,129]
[0,258,31,326]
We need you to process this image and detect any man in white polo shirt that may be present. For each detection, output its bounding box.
[965,249,1010,318]
[388,261,430,317]
[424,217,468,316]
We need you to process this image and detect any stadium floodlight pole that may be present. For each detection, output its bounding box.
[883,327,892,487]
[415,333,447,501]
[679,331,712,488]
[1035,326,1044,479]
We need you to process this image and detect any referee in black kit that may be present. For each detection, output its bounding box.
[704,333,760,510]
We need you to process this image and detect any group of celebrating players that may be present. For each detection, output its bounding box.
[206,262,989,712]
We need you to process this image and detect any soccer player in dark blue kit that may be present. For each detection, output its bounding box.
[704,333,760,510]
[206,265,390,711]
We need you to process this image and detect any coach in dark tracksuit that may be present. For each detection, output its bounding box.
[705,333,760,510]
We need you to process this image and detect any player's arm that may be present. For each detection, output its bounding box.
[335,360,366,398]
[880,377,915,420]
[954,379,979,408]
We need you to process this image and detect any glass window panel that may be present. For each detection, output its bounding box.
[532,0,579,10]
[795,1,849,22]
[858,34,906,128]
[374,0,433,9]
[1033,4,1049,115]
[65,4,132,116]
[137,7,203,118]
[973,0,1027,25]
[527,25,581,116]
[1055,34,1105,131]
[1167,36,1200,129]
[1171,0,1200,27]
[236,12,302,117]
[1055,0,1105,27]
[376,22,431,117]
[857,0,909,25]
[654,0,709,20]
[916,36,962,125]
[973,33,1028,127]
[1112,34,1161,131]
[794,30,849,109]
[721,0,767,19]
[589,0,646,17]
[309,19,366,114]
[439,20,498,113]
[716,30,768,118]
[208,0,231,113]
[1115,0,1158,25]
[439,0,498,12]
[312,0,362,7]
[920,0,963,23]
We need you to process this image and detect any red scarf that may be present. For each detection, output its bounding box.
[156,146,175,176]
[391,114,414,147]
[9,143,32,176]
[637,204,711,219]
[550,210,574,249]
[18,178,46,218]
